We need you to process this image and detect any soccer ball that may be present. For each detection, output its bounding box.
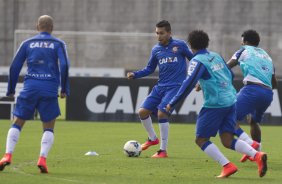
[123,140,142,157]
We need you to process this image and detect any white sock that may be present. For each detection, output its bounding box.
[159,122,169,151]
[140,116,157,141]
[40,131,54,158]
[234,139,257,157]
[6,127,20,154]
[238,132,254,145]
[203,142,229,166]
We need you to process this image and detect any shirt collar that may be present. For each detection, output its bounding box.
[193,49,209,57]
[40,32,51,35]
[158,37,173,47]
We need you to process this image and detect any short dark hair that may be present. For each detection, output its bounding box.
[156,20,171,32]
[241,29,260,46]
[187,30,209,50]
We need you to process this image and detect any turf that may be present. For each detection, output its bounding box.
[0,120,281,184]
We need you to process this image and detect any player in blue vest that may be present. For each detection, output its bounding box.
[227,30,277,162]
[166,30,267,178]
[0,15,70,173]
[127,20,193,158]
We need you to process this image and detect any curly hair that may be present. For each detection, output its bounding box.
[241,29,260,46]
[187,30,209,50]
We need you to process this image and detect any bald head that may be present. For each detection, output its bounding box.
[37,15,53,33]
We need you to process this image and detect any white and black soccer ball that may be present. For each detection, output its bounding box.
[123,140,142,157]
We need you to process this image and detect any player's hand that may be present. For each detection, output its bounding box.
[166,104,172,113]
[195,83,201,91]
[127,72,135,79]
[60,92,67,99]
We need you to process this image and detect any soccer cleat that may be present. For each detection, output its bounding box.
[255,152,267,177]
[37,156,48,174]
[151,149,168,158]
[217,162,238,178]
[0,153,12,171]
[141,138,159,151]
[240,141,260,162]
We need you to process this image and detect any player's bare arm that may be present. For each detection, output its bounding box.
[227,58,238,69]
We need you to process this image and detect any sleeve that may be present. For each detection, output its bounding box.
[181,41,193,60]
[169,60,207,107]
[133,49,158,79]
[231,48,245,63]
[7,42,27,96]
[57,42,70,96]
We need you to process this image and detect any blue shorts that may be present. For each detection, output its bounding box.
[236,85,273,122]
[196,104,236,138]
[141,85,180,115]
[13,88,60,122]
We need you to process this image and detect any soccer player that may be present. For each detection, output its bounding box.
[0,15,70,173]
[227,30,277,162]
[166,30,267,178]
[127,20,193,158]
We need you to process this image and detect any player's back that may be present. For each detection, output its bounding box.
[196,51,236,108]
[18,32,68,96]
[238,46,273,87]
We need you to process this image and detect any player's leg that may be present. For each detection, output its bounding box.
[0,94,36,171]
[248,116,261,144]
[219,105,267,177]
[37,119,55,174]
[139,86,161,151]
[138,108,159,150]
[0,117,26,171]
[196,137,237,178]
[36,96,60,173]
[249,86,273,144]
[196,107,237,178]
[151,110,169,158]
[236,120,260,162]
[220,132,267,177]
[151,86,179,158]
[234,86,261,162]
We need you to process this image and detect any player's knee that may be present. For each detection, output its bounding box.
[138,108,150,119]
[157,111,168,119]
[220,138,232,148]
[195,137,207,147]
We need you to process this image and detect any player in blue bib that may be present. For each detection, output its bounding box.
[166,30,267,178]
[227,29,277,162]
[0,15,70,173]
[127,20,193,158]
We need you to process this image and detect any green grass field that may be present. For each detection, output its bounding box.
[0,120,281,184]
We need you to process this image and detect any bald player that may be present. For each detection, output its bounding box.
[0,15,70,173]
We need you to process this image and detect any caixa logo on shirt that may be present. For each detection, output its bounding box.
[29,41,54,49]
[158,57,178,64]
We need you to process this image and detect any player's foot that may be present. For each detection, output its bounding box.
[151,149,168,158]
[141,138,159,151]
[0,153,12,171]
[37,156,48,174]
[255,152,267,177]
[240,141,260,162]
[217,162,238,178]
